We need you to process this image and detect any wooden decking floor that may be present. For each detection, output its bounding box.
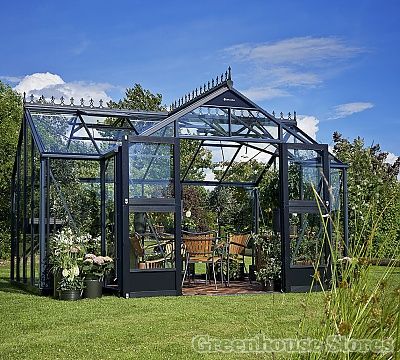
[182,280,267,296]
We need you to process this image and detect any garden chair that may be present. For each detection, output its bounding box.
[130,232,171,269]
[225,233,251,286]
[181,231,223,290]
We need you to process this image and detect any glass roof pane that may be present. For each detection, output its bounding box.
[178,106,229,137]
[230,110,279,139]
[30,112,98,154]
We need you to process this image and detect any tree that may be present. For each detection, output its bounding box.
[333,132,400,257]
[0,82,23,258]
[108,83,166,111]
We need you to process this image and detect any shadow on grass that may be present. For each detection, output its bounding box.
[0,276,37,295]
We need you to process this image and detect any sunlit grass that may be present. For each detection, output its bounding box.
[0,263,398,360]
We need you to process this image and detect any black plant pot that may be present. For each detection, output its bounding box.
[83,277,103,299]
[59,289,82,301]
[263,279,274,292]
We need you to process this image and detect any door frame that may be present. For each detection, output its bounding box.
[117,135,182,298]
[279,143,331,292]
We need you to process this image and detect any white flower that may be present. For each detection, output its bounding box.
[62,268,70,277]
[71,265,80,276]
[185,210,192,218]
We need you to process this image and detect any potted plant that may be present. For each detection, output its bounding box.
[253,230,282,291]
[255,257,281,291]
[82,254,113,299]
[58,268,84,300]
[49,228,87,300]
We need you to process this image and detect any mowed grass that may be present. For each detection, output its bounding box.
[0,264,322,360]
[0,264,398,360]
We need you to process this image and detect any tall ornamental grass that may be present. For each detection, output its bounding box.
[292,187,400,359]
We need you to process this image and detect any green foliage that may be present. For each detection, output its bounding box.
[50,159,101,237]
[0,82,22,259]
[291,187,400,360]
[108,83,165,111]
[333,132,400,258]
[254,231,281,283]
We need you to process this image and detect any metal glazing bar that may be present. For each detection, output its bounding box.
[181,140,204,181]
[30,134,35,286]
[77,114,102,154]
[22,116,28,283]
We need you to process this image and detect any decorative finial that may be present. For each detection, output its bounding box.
[192,90,194,99]
[228,66,232,80]
[294,111,296,120]
[272,111,275,117]
[280,112,283,119]
[30,94,34,103]
[216,76,219,85]
[60,96,65,105]
[50,96,55,104]
[225,70,228,80]
[195,88,198,96]
[89,98,94,107]
[39,95,45,104]
[208,81,210,90]
[288,112,291,120]
[99,99,103,108]
[70,97,74,106]
[23,92,26,103]
[212,79,214,87]
[80,98,84,107]
[184,95,187,103]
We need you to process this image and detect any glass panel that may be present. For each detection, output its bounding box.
[30,112,98,154]
[104,157,118,287]
[288,149,324,201]
[289,212,325,267]
[185,141,238,182]
[129,212,175,270]
[49,159,101,235]
[178,106,229,137]
[129,142,174,198]
[221,143,275,183]
[231,110,279,139]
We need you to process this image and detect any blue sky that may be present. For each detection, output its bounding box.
[1,0,399,158]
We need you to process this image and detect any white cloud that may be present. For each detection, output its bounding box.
[226,37,361,65]
[0,75,23,84]
[296,115,319,140]
[224,36,364,99]
[241,86,289,101]
[385,152,398,165]
[14,72,112,104]
[330,102,374,119]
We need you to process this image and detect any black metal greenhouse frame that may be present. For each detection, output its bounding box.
[10,68,349,297]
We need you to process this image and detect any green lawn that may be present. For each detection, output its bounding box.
[0,263,398,360]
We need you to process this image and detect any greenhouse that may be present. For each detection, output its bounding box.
[10,68,348,298]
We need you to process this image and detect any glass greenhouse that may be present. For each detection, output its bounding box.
[11,69,348,297]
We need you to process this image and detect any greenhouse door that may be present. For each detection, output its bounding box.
[117,136,182,298]
[280,143,331,292]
